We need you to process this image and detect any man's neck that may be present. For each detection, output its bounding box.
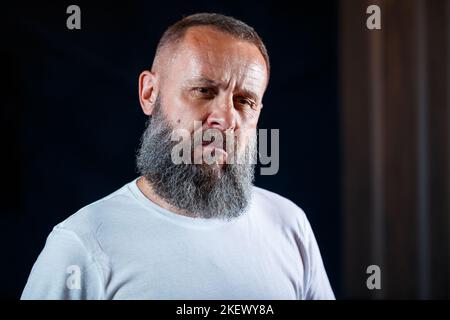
[136,176,198,218]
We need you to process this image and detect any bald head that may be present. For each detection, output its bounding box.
[153,26,268,91]
[151,13,270,81]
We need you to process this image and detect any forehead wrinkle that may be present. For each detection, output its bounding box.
[187,63,264,99]
[184,30,248,82]
[181,58,265,100]
[173,27,267,94]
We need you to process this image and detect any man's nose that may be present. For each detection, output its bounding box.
[205,96,237,131]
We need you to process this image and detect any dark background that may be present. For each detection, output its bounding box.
[1,1,340,299]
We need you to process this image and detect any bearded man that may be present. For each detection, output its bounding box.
[21,13,334,300]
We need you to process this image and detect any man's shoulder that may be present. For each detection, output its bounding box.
[53,180,136,240]
[251,186,309,226]
[252,186,305,211]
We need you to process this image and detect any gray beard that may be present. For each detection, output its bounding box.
[136,97,256,221]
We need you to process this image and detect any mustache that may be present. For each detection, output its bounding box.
[175,126,255,154]
[201,131,227,150]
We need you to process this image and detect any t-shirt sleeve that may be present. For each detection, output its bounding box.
[301,215,335,300]
[21,227,104,300]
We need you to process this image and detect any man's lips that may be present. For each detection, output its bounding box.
[201,136,227,151]
[199,140,229,164]
[190,129,235,164]
[202,137,226,149]
[202,143,228,156]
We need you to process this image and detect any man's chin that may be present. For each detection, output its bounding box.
[196,162,226,178]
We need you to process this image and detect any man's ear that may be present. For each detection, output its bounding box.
[139,70,159,116]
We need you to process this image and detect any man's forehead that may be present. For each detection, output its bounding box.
[175,27,268,88]
[183,26,239,47]
[181,26,263,62]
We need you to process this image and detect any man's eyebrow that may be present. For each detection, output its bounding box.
[185,77,260,101]
[237,88,259,102]
[185,77,218,87]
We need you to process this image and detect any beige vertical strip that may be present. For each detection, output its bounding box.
[416,0,430,299]
[369,0,385,299]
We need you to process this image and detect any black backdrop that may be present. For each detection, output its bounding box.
[1,0,340,299]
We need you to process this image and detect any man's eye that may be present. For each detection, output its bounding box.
[193,87,213,95]
[236,97,256,109]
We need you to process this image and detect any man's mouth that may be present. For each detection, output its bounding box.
[202,143,228,158]
[202,134,223,146]
[202,135,227,151]
[200,136,229,164]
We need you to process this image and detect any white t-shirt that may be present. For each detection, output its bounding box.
[21,178,335,300]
